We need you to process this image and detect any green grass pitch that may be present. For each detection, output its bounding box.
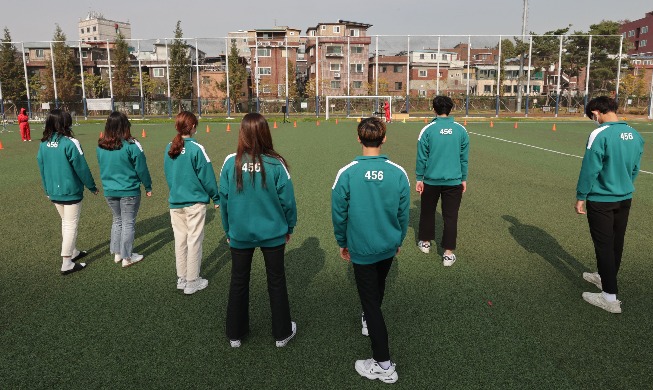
[1,118,652,388]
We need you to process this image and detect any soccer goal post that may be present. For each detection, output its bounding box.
[325,96,392,120]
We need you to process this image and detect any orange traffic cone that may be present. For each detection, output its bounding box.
[316,120,320,126]
[293,121,297,128]
[357,118,361,123]
[0,140,4,150]
[273,121,278,129]
[226,123,231,132]
[552,123,557,131]
[490,121,494,128]
[99,132,103,138]
[335,118,339,125]
[424,118,428,123]
[513,122,518,129]
[464,119,467,126]
[141,129,146,138]
[206,124,210,133]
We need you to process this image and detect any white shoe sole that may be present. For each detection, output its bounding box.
[276,321,297,347]
[582,292,621,314]
[355,362,398,383]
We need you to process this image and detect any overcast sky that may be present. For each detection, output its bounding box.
[2,0,650,42]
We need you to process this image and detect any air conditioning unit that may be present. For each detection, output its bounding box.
[334,72,341,78]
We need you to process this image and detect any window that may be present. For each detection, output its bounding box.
[35,49,45,58]
[380,66,387,73]
[395,82,402,90]
[333,26,340,33]
[350,63,363,73]
[257,48,271,57]
[351,45,363,54]
[393,65,402,73]
[309,30,315,37]
[321,25,326,30]
[418,90,426,97]
[289,31,295,35]
[533,85,541,93]
[643,26,649,34]
[442,54,447,60]
[94,37,97,41]
[262,85,271,93]
[641,40,648,47]
[628,30,635,37]
[439,72,443,77]
[353,81,363,88]
[418,70,427,77]
[326,46,342,55]
[87,27,90,33]
[153,68,165,77]
[504,85,512,93]
[331,80,341,88]
[80,29,84,34]
[81,51,88,58]
[430,53,437,60]
[257,67,271,76]
[484,85,492,93]
[349,29,359,37]
[419,54,425,60]
[93,26,96,32]
[330,63,341,71]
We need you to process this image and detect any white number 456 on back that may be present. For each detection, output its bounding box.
[620,132,633,140]
[365,170,384,180]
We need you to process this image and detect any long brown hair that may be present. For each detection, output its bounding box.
[235,113,288,191]
[98,111,133,150]
[168,111,198,158]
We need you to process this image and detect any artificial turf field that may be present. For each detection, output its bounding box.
[1,118,652,389]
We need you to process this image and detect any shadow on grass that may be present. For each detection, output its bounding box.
[84,211,180,264]
[202,233,231,280]
[502,215,589,285]
[286,237,326,293]
[409,199,443,254]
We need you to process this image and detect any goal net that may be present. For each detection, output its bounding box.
[325,96,392,120]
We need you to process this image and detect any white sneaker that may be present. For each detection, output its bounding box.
[122,253,144,268]
[361,313,369,337]
[355,358,398,383]
[582,272,602,290]
[114,254,122,263]
[177,277,187,290]
[229,339,241,348]
[184,277,208,295]
[276,321,297,347]
[443,253,456,267]
[582,292,621,314]
[417,241,430,254]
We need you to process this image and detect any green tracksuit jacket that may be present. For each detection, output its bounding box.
[37,135,97,202]
[97,139,152,197]
[576,121,644,202]
[332,155,410,264]
[164,138,219,209]
[219,153,297,249]
[416,116,469,186]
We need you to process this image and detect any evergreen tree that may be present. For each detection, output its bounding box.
[217,39,248,112]
[41,25,79,107]
[169,21,192,112]
[112,33,132,104]
[0,28,27,111]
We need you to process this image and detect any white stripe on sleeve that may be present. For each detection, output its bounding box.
[386,160,410,186]
[332,161,358,190]
[190,141,211,163]
[67,137,84,155]
[587,125,608,149]
[220,153,236,174]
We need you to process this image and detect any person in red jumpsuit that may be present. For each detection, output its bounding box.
[18,107,32,141]
[383,101,391,123]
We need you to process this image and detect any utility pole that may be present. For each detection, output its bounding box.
[516,0,528,113]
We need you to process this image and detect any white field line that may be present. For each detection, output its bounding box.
[468,131,653,176]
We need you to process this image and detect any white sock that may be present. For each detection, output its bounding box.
[61,257,74,271]
[602,292,617,302]
[377,360,391,370]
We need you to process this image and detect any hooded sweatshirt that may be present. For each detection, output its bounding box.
[18,108,30,131]
[97,139,152,197]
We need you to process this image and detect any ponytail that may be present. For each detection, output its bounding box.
[168,134,184,158]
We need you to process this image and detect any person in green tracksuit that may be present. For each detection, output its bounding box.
[575,96,644,314]
[97,112,152,269]
[164,111,219,295]
[332,117,410,384]
[219,113,297,349]
[415,95,469,266]
[37,109,98,275]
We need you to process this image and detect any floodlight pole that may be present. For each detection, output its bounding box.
[137,41,144,118]
[615,35,624,104]
[465,36,471,117]
[496,36,502,117]
[584,35,592,115]
[255,35,260,113]
[50,41,59,109]
[106,40,114,112]
[436,36,441,96]
[555,35,563,118]
[516,0,528,113]
[165,39,172,119]
[225,38,231,118]
[20,43,32,118]
[406,35,410,113]
[78,41,87,119]
[525,36,533,117]
[195,39,202,118]
[315,36,319,117]
[285,36,289,122]
[347,36,351,117]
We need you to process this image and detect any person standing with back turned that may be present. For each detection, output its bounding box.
[575,96,644,314]
[415,96,469,266]
[332,117,410,384]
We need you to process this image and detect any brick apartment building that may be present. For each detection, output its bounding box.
[620,11,653,57]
